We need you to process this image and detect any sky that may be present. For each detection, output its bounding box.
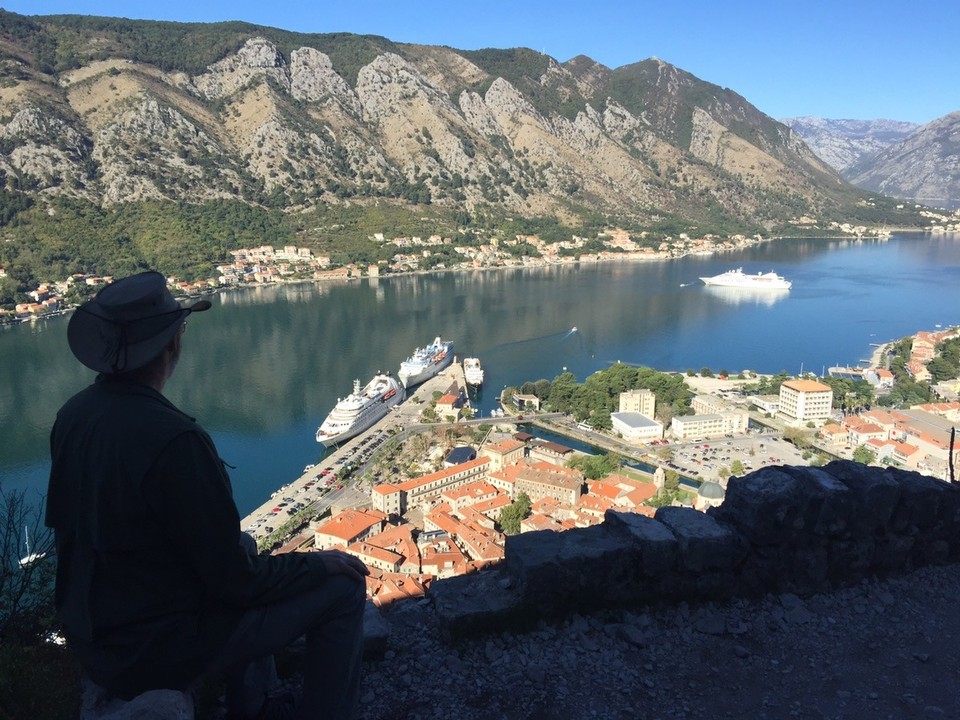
[4,0,959,125]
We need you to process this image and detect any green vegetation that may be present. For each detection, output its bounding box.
[0,198,289,295]
[818,376,875,410]
[742,371,791,397]
[852,445,877,466]
[506,363,691,430]
[565,452,622,480]
[928,337,960,382]
[497,492,531,535]
[877,337,935,408]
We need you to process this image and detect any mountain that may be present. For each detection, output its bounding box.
[845,112,960,210]
[0,11,928,285]
[780,117,919,173]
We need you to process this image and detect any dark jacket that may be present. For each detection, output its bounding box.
[47,376,328,698]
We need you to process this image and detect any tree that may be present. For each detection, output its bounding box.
[730,459,745,476]
[566,452,620,480]
[853,445,876,466]
[497,492,531,535]
[664,468,680,491]
[783,427,813,449]
[1,487,55,642]
[700,367,714,378]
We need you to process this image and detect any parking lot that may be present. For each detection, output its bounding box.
[661,429,810,482]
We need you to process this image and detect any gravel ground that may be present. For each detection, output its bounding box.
[358,563,960,720]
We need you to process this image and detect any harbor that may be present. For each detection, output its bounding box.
[241,352,475,548]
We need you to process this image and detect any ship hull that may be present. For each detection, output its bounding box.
[398,337,454,388]
[316,374,404,446]
[700,268,791,290]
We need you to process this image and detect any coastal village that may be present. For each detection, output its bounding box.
[0,220,912,322]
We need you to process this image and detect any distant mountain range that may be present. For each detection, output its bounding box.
[0,11,934,286]
[783,115,960,210]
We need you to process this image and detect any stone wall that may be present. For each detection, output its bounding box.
[429,460,960,636]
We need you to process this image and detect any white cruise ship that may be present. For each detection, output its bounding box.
[397,337,454,388]
[315,373,404,446]
[699,268,792,290]
[463,357,484,386]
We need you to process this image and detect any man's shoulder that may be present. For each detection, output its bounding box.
[57,378,199,440]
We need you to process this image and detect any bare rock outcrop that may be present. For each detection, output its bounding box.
[194,37,290,99]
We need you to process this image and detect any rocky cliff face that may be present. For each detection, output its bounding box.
[846,112,960,211]
[0,13,877,228]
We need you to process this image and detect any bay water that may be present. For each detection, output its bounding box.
[3,233,959,516]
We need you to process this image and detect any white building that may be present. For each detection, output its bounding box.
[610,411,664,442]
[779,380,833,424]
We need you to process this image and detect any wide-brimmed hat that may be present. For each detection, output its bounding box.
[67,271,211,374]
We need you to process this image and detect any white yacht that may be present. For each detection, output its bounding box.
[397,337,454,388]
[316,373,405,446]
[699,268,792,290]
[463,357,484,386]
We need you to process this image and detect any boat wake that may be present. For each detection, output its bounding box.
[493,329,573,350]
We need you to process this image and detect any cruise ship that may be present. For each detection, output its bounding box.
[463,357,484,386]
[699,268,792,290]
[315,373,405,446]
[397,337,454,388]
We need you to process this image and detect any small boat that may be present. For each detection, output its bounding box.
[19,527,45,568]
[463,357,484,386]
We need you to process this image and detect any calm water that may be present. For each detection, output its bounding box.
[3,233,959,515]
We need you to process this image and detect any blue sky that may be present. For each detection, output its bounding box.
[6,0,958,124]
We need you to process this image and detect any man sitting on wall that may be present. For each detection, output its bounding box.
[47,271,368,720]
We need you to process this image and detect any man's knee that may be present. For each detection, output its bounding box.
[325,572,367,616]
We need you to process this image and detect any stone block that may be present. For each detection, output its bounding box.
[710,467,805,545]
[780,466,853,537]
[80,680,193,720]
[554,524,636,610]
[603,510,679,577]
[822,460,900,534]
[505,529,563,588]
[363,600,389,660]
[827,536,875,585]
[655,506,748,573]
[430,569,522,636]
[887,467,945,532]
[872,533,915,573]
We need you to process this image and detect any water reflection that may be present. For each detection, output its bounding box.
[703,285,790,307]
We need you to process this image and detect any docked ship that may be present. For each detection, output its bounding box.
[463,357,484,386]
[397,337,454,388]
[315,372,405,446]
[699,268,792,290]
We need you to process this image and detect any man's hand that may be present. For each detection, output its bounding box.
[318,549,370,582]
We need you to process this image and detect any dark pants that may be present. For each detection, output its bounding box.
[206,536,366,720]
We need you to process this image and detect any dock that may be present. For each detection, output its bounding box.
[241,355,472,547]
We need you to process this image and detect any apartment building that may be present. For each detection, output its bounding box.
[779,379,834,424]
